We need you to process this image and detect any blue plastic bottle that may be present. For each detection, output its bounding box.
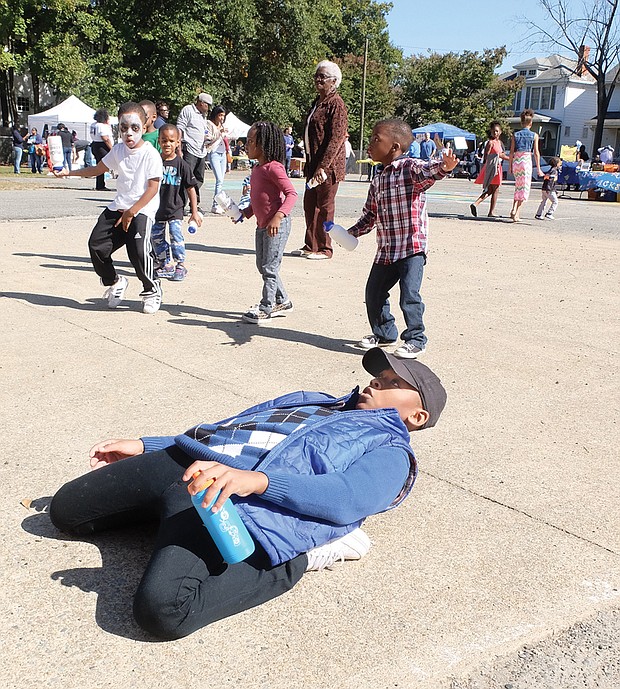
[190,475,255,564]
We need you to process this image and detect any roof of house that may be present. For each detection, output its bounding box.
[504,54,595,84]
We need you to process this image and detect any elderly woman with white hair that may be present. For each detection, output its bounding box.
[293,59,349,260]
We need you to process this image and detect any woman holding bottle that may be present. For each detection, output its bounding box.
[293,60,348,260]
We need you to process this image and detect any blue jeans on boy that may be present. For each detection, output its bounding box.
[63,147,72,171]
[255,216,291,314]
[364,253,427,347]
[208,150,227,205]
[13,145,23,173]
[152,219,186,265]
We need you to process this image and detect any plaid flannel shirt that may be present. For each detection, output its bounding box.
[348,156,447,264]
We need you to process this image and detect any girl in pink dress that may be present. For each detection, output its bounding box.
[470,122,509,218]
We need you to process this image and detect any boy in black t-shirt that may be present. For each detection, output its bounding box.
[153,124,202,281]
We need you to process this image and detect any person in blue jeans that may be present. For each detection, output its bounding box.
[205,105,228,214]
[348,119,457,359]
[48,348,447,639]
[152,124,202,282]
[12,125,24,173]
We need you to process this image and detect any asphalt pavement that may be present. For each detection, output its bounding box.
[1,170,619,689]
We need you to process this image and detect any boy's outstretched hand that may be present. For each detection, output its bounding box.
[440,149,459,173]
[89,438,144,470]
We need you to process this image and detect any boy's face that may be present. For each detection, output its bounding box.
[368,125,400,165]
[356,367,428,431]
[119,113,145,149]
[159,129,180,159]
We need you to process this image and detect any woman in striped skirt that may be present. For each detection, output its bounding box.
[509,109,542,222]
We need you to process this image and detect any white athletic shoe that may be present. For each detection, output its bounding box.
[305,528,372,571]
[142,283,162,314]
[103,276,128,309]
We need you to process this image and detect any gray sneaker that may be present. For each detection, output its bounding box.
[103,276,128,309]
[393,341,426,359]
[242,306,270,323]
[357,334,396,350]
[271,300,293,316]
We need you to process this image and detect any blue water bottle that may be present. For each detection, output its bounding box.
[189,473,256,564]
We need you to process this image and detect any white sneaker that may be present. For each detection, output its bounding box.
[393,342,426,359]
[357,334,396,350]
[103,276,128,309]
[305,528,371,571]
[142,283,162,314]
[211,204,224,215]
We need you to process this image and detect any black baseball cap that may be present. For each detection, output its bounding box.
[362,348,447,429]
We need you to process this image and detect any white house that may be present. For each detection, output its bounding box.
[502,53,598,157]
[585,65,620,155]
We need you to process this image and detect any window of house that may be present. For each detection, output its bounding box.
[528,69,537,76]
[17,97,30,113]
[525,87,531,108]
[564,126,571,136]
[541,87,551,109]
[530,87,541,110]
[550,86,557,109]
[514,90,522,111]
[582,127,589,139]
[519,70,527,76]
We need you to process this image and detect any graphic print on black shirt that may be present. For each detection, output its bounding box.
[156,154,198,221]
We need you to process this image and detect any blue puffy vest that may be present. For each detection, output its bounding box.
[175,389,417,565]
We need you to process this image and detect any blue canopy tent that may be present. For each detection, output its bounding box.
[412,122,476,149]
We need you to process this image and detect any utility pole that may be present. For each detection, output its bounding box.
[359,37,369,160]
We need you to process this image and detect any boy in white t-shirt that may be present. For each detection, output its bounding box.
[55,102,164,314]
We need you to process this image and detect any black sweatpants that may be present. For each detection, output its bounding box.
[89,208,157,293]
[49,446,307,640]
[91,141,109,190]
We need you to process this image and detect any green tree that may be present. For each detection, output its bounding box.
[395,48,522,139]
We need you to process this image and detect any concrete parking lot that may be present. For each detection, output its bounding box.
[1,171,619,688]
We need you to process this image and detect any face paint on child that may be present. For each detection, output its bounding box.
[119,113,144,147]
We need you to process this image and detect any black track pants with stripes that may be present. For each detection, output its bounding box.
[88,208,157,293]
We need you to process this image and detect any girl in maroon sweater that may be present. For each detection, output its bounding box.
[240,122,298,323]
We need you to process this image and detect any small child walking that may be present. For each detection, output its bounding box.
[240,121,298,323]
[535,156,561,220]
[53,101,163,314]
[153,124,202,281]
[347,118,458,358]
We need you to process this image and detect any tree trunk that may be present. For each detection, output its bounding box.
[32,72,40,113]
[0,72,9,127]
[593,78,607,154]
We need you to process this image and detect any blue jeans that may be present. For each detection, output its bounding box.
[29,152,42,173]
[152,219,186,264]
[208,150,227,203]
[63,147,72,171]
[13,145,23,173]
[364,254,427,347]
[83,144,95,167]
[255,216,291,313]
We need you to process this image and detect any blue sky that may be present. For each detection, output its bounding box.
[385,0,557,73]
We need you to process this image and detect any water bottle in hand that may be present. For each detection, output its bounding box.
[188,211,203,234]
[214,192,243,223]
[189,473,255,564]
[323,221,358,251]
[306,169,327,189]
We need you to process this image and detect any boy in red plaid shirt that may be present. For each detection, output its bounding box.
[348,119,457,358]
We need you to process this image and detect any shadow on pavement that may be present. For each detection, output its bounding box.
[2,291,361,354]
[22,501,159,642]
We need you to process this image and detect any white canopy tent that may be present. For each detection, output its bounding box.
[28,95,117,140]
[224,112,250,139]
